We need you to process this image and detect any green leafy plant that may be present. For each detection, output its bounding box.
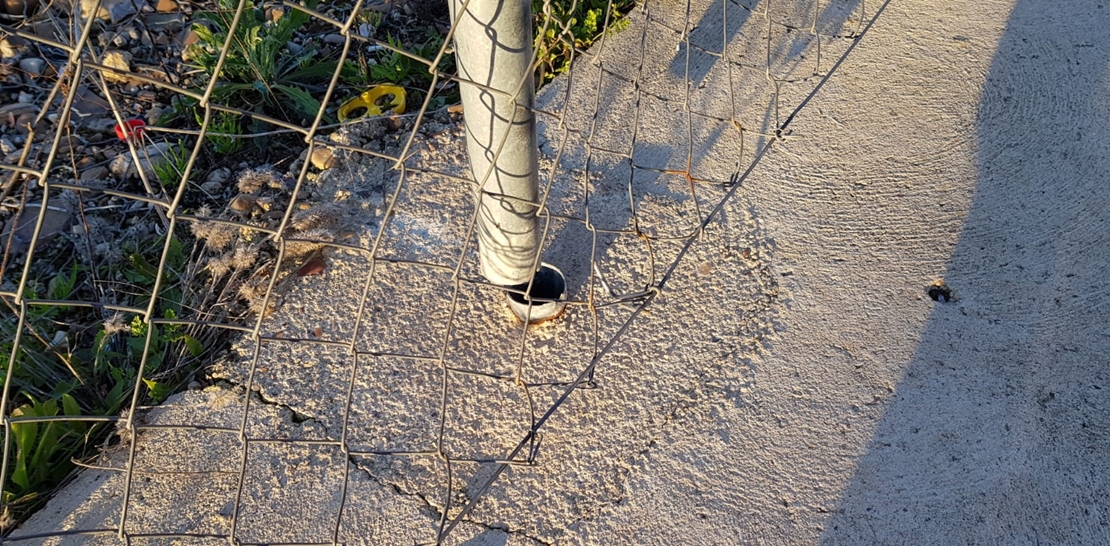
[186,0,332,125]
[355,7,383,27]
[199,110,245,154]
[2,235,209,522]
[371,34,442,86]
[91,311,202,410]
[337,30,456,111]
[533,0,634,84]
[4,394,86,506]
[1,266,84,405]
[368,35,418,85]
[153,140,191,188]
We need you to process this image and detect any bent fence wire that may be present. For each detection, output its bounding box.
[0,0,885,543]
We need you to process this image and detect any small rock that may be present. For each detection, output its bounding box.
[17,91,33,104]
[285,41,303,55]
[0,136,15,155]
[1,202,72,257]
[18,57,45,76]
[81,0,135,22]
[385,116,404,132]
[106,0,137,22]
[81,0,136,23]
[310,147,336,170]
[54,139,81,155]
[81,116,118,134]
[155,0,175,12]
[71,86,112,118]
[0,36,31,60]
[323,33,346,45]
[146,104,169,124]
[100,50,132,83]
[206,167,231,185]
[2,0,41,18]
[109,141,173,179]
[80,165,109,181]
[154,32,170,46]
[12,112,46,134]
[187,381,202,390]
[178,28,200,57]
[199,180,221,194]
[229,194,256,212]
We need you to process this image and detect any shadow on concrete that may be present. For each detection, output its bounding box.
[668,0,751,86]
[820,1,1110,543]
[459,528,510,546]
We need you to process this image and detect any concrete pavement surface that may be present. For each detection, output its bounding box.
[14,0,1110,544]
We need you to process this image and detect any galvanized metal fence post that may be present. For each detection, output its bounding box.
[449,0,541,288]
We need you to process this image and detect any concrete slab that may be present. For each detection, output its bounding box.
[12,0,1109,544]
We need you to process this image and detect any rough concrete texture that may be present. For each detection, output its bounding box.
[13,0,1110,544]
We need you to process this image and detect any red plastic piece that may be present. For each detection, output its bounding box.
[114,119,146,141]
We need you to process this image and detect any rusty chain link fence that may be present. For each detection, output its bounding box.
[1,0,884,542]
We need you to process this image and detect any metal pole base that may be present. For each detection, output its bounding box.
[506,263,567,324]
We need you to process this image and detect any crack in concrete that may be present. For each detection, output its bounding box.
[248,388,319,425]
[345,456,553,544]
[348,456,441,517]
[458,516,554,545]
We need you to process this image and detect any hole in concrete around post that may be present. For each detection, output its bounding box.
[506,263,567,324]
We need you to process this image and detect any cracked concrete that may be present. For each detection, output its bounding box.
[13,387,437,544]
[12,0,1110,543]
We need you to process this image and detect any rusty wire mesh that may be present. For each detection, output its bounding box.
[1,0,886,542]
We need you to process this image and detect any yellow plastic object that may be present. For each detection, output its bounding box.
[337,85,407,122]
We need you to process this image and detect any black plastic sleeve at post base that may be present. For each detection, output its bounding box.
[505,263,567,323]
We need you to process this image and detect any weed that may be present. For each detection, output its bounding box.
[186,0,331,125]
[5,394,86,506]
[355,8,383,28]
[152,140,191,188]
[369,35,422,85]
[1,234,208,523]
[340,31,455,110]
[199,110,244,155]
[533,0,634,84]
